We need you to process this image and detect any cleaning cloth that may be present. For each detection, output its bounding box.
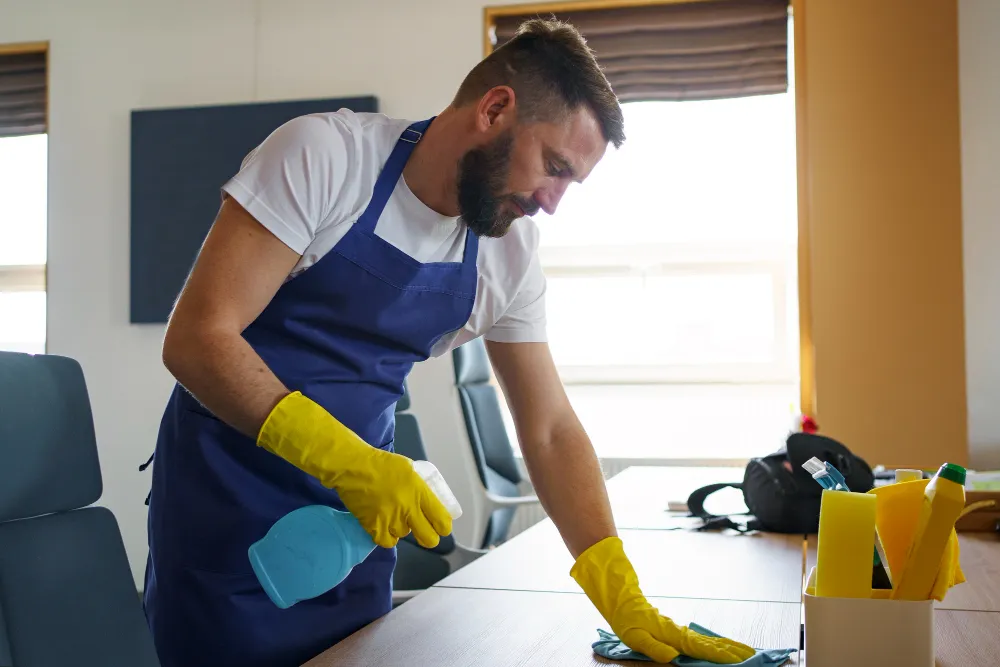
[593,624,796,666]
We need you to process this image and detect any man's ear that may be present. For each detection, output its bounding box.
[475,86,517,132]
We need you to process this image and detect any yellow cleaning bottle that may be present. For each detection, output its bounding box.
[891,463,966,601]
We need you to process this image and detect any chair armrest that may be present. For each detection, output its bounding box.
[391,589,423,605]
[484,492,541,508]
[443,542,489,570]
[392,544,489,603]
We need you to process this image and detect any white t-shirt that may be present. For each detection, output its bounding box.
[221,109,547,358]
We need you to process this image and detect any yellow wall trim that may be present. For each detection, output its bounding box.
[797,0,966,467]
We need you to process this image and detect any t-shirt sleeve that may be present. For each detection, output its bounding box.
[221,113,351,254]
[484,250,548,343]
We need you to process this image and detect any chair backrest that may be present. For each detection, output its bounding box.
[0,351,160,667]
[393,382,454,556]
[391,382,454,589]
[452,338,522,547]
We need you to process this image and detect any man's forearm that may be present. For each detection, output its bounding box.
[520,412,617,559]
[162,325,290,439]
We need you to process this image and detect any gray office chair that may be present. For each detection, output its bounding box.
[390,382,486,605]
[452,338,540,548]
[0,351,161,667]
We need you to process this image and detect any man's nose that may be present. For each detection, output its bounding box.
[536,180,570,216]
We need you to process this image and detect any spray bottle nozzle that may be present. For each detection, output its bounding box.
[802,456,850,491]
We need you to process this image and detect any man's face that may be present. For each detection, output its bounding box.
[456,105,608,238]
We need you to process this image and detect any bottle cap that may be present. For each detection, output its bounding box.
[412,459,463,520]
[937,463,967,486]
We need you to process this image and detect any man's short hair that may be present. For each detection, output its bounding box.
[453,18,625,149]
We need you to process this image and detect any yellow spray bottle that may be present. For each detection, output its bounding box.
[891,463,966,601]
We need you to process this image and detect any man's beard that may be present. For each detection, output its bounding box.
[456,130,536,238]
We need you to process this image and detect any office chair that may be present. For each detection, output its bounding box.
[0,351,161,667]
[452,338,541,548]
[390,382,487,605]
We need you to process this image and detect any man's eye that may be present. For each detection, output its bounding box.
[547,162,561,176]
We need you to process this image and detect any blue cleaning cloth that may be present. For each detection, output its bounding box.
[592,624,796,666]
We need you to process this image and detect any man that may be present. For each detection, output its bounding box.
[142,18,755,667]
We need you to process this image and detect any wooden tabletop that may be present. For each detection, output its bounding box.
[303,467,1000,666]
[604,465,747,530]
[302,587,803,667]
[436,521,805,603]
[934,611,1000,667]
[935,533,1000,612]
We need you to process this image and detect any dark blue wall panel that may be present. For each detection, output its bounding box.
[129,95,378,323]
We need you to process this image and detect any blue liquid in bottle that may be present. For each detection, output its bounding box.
[248,460,462,609]
[248,505,376,609]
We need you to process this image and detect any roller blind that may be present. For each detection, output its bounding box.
[0,51,47,138]
[490,0,789,102]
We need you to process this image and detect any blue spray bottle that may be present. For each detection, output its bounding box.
[248,460,462,609]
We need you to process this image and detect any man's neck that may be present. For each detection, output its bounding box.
[403,108,464,218]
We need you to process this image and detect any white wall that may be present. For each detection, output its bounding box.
[959,0,1000,470]
[0,0,513,585]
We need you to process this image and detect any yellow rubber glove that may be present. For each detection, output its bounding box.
[257,391,452,550]
[570,537,756,664]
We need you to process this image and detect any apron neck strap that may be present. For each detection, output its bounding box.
[355,118,434,234]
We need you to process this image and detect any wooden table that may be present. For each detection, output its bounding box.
[304,467,1000,666]
[304,589,802,667]
[436,521,805,603]
[604,465,747,530]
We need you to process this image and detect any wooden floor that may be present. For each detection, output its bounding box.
[304,466,1000,666]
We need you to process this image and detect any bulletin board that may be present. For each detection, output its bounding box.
[129,95,378,323]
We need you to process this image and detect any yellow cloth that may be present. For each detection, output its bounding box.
[257,391,452,549]
[929,529,964,602]
[925,500,996,601]
[570,537,756,664]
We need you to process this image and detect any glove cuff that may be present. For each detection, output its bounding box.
[256,391,367,486]
[570,536,645,621]
[257,391,313,451]
[569,535,625,581]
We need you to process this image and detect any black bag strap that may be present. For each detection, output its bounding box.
[685,482,762,533]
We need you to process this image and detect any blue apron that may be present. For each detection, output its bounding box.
[142,118,479,667]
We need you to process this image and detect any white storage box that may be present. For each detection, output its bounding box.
[803,566,934,667]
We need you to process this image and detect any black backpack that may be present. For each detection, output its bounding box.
[686,432,875,534]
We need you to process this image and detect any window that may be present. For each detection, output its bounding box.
[538,93,798,387]
[532,93,800,460]
[486,4,800,462]
[0,131,48,356]
[0,45,48,353]
[0,45,48,355]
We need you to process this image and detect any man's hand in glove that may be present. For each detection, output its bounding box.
[571,536,756,664]
[257,390,452,549]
